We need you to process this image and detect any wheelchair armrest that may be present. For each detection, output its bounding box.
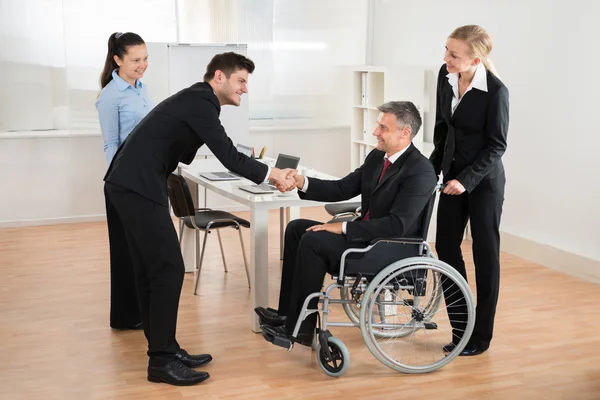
[369,237,425,246]
[324,202,361,217]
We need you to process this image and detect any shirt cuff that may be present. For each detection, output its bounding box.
[342,221,347,234]
[264,166,271,182]
[299,176,309,192]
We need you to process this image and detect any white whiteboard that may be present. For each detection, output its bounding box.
[144,43,250,156]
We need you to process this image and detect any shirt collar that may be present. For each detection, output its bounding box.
[446,62,488,93]
[385,144,410,164]
[112,68,143,91]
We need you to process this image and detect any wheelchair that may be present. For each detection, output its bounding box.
[272,185,476,377]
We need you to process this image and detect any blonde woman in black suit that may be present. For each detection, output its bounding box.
[429,25,509,356]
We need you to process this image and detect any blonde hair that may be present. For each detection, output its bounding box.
[449,25,497,76]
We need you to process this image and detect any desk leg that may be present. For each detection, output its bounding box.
[250,208,269,332]
[279,207,284,261]
[181,177,198,273]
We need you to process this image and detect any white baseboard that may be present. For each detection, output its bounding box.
[500,231,600,284]
[0,214,107,228]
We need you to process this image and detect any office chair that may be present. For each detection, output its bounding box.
[167,173,251,295]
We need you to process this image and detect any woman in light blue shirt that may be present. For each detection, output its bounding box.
[97,31,154,332]
[96,32,154,165]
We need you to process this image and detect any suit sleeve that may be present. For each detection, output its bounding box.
[456,85,509,192]
[299,166,363,203]
[298,150,385,203]
[429,66,448,177]
[185,97,268,184]
[345,165,436,244]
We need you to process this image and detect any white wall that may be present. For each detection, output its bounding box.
[371,0,600,263]
[0,0,68,130]
[0,126,349,227]
[0,133,106,225]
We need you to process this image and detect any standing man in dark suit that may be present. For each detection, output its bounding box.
[103,52,295,386]
[255,101,437,346]
[430,25,509,356]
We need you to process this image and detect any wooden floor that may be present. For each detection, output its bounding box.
[2,207,600,399]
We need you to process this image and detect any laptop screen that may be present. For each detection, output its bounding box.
[269,153,300,184]
[274,153,300,169]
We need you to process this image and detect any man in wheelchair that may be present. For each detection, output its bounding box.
[255,101,438,349]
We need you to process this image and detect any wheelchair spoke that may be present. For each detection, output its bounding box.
[359,259,476,374]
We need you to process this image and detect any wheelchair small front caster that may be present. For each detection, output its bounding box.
[316,336,350,377]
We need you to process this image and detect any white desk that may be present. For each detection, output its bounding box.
[179,158,359,332]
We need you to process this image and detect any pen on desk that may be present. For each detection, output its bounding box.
[259,146,266,159]
[251,147,256,159]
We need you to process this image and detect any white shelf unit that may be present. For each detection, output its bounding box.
[350,66,427,170]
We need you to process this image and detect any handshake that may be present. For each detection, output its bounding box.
[268,168,306,192]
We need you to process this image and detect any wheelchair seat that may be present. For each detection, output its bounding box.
[344,239,422,279]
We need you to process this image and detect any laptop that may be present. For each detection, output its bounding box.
[238,153,300,194]
[200,144,253,181]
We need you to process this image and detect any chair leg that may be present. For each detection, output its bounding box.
[195,230,200,269]
[194,230,209,295]
[216,229,228,273]
[238,228,251,289]
[178,220,185,249]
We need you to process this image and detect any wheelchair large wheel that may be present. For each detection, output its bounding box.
[316,337,350,377]
[359,257,475,374]
[341,263,444,339]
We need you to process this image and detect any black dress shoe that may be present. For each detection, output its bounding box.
[147,360,210,386]
[111,322,143,331]
[175,349,213,368]
[459,344,488,356]
[254,307,286,327]
[131,322,143,330]
[261,324,313,347]
[442,342,456,352]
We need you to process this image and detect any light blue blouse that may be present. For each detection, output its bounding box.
[95,69,154,164]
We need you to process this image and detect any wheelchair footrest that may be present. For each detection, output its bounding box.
[424,322,438,330]
[272,335,293,350]
[260,326,294,351]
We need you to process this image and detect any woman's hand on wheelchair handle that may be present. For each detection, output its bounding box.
[442,179,466,195]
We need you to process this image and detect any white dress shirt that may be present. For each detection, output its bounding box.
[446,62,488,116]
[299,145,410,234]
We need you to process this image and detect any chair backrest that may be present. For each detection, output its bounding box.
[417,187,439,241]
[167,173,196,218]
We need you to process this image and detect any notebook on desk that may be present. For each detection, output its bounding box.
[199,144,253,181]
[238,153,300,194]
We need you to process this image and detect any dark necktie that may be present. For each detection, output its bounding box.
[363,158,392,221]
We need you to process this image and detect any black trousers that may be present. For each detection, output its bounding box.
[436,167,505,349]
[279,219,366,334]
[105,189,141,329]
[104,182,184,366]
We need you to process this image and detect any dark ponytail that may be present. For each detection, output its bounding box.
[99,32,146,89]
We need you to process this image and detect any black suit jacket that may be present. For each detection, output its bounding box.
[104,82,268,206]
[300,144,437,244]
[429,64,509,192]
